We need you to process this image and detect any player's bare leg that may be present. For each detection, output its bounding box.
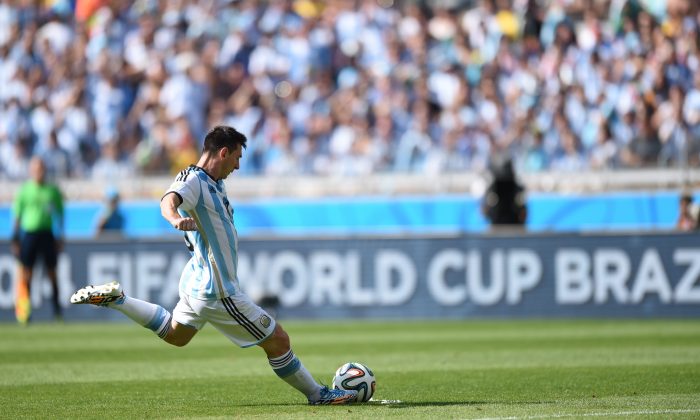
[259,323,291,358]
[161,321,197,347]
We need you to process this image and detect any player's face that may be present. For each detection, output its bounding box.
[221,144,243,179]
[29,158,46,183]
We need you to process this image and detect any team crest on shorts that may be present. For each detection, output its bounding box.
[258,315,271,328]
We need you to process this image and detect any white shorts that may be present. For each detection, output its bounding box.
[172,291,276,348]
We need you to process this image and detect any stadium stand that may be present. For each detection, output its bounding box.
[1,0,699,188]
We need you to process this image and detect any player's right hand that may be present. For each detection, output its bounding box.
[172,217,197,231]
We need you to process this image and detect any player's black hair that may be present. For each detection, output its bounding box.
[202,125,247,154]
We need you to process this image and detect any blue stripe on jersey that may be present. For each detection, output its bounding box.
[188,186,208,297]
[191,171,238,297]
[209,185,239,286]
[195,197,236,297]
[180,256,202,297]
[190,185,223,298]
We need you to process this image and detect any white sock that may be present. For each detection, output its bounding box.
[110,296,172,339]
[269,349,322,400]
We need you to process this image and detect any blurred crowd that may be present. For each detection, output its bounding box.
[1,0,700,180]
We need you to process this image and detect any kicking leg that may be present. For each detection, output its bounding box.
[261,324,321,397]
[204,294,356,404]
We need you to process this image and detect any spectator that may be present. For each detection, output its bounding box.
[1,136,31,180]
[677,192,699,231]
[39,130,72,179]
[95,187,126,237]
[91,140,135,179]
[482,154,527,228]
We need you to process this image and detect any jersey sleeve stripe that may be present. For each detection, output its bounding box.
[175,167,192,182]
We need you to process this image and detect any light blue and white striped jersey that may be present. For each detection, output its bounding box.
[166,165,239,300]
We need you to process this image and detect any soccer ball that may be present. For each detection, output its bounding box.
[332,362,376,402]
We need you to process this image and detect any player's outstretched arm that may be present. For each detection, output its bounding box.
[161,192,197,231]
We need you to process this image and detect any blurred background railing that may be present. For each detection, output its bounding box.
[2,168,699,202]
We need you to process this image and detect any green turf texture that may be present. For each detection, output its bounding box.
[1,319,699,419]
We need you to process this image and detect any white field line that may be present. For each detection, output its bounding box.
[477,408,700,420]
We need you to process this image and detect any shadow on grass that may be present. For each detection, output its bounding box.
[234,400,553,408]
[370,400,554,408]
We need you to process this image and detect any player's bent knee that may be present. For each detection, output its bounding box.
[164,321,197,347]
[164,334,191,347]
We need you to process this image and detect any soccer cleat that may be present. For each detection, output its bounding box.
[308,386,358,405]
[70,281,124,306]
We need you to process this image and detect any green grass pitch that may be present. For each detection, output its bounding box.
[1,319,699,419]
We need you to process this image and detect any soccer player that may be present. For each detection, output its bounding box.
[70,126,357,405]
[11,157,65,324]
